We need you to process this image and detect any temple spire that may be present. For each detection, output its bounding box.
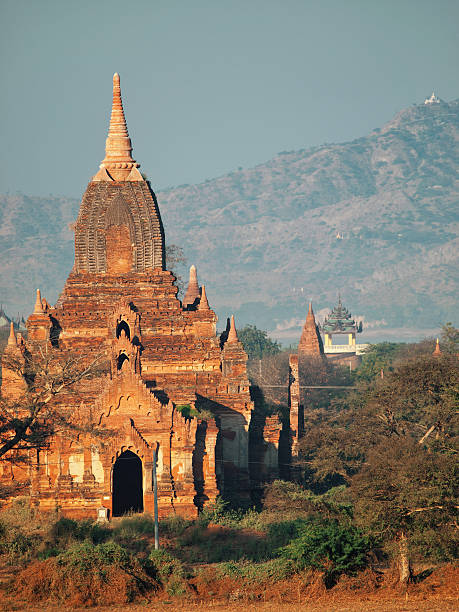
[7,321,17,346]
[183,265,201,308]
[298,301,323,355]
[227,315,239,343]
[433,337,441,356]
[99,73,140,181]
[33,289,44,314]
[198,285,210,310]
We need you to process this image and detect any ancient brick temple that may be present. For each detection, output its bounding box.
[1,74,281,518]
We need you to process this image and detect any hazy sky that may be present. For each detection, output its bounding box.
[1,0,458,198]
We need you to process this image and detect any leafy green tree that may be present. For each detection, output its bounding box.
[352,439,458,582]
[440,322,459,354]
[299,353,459,581]
[354,342,403,382]
[302,354,458,480]
[237,325,281,360]
[280,518,374,587]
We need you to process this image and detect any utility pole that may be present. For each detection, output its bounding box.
[153,444,159,550]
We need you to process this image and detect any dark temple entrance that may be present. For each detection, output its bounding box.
[112,450,144,516]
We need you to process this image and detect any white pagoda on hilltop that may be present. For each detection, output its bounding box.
[424,92,442,105]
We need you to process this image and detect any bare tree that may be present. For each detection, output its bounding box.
[0,341,106,462]
[165,244,187,295]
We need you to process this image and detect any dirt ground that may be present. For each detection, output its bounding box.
[1,590,456,612]
[1,600,457,612]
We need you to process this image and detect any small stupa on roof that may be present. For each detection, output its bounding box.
[182,265,201,308]
[321,296,362,350]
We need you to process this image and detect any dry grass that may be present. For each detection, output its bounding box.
[13,552,158,606]
[0,500,457,610]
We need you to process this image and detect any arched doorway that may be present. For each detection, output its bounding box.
[112,450,143,516]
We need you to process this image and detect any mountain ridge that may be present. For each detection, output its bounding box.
[1,98,458,342]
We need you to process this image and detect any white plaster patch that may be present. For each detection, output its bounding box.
[91,448,105,483]
[69,452,84,482]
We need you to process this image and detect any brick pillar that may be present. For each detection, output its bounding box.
[202,419,219,505]
[157,435,174,514]
[289,354,300,457]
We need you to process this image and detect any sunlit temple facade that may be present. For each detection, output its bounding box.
[0,75,282,518]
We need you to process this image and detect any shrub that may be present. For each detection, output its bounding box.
[280,518,374,587]
[216,557,295,583]
[110,514,161,558]
[237,507,267,531]
[0,496,54,532]
[178,524,207,548]
[197,497,231,527]
[178,523,270,564]
[0,497,34,525]
[0,529,39,564]
[58,540,131,570]
[267,519,309,549]
[49,517,78,540]
[264,481,352,519]
[159,514,191,538]
[14,540,158,605]
[197,498,263,529]
[0,510,42,564]
[113,513,157,536]
[149,548,185,578]
[148,549,188,596]
[50,517,110,545]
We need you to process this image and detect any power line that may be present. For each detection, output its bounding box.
[259,385,356,389]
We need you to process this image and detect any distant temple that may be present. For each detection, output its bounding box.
[288,297,366,466]
[321,296,363,352]
[0,308,9,329]
[294,296,366,359]
[0,307,26,332]
[424,92,442,105]
[298,302,323,356]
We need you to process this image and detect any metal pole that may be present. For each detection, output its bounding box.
[153,445,159,550]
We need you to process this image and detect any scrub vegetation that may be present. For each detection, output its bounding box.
[0,329,457,607]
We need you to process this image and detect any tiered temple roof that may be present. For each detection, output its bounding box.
[322,297,362,335]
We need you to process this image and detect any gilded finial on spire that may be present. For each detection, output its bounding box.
[227,315,239,343]
[33,289,44,314]
[97,73,141,181]
[7,321,17,346]
[198,285,210,310]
